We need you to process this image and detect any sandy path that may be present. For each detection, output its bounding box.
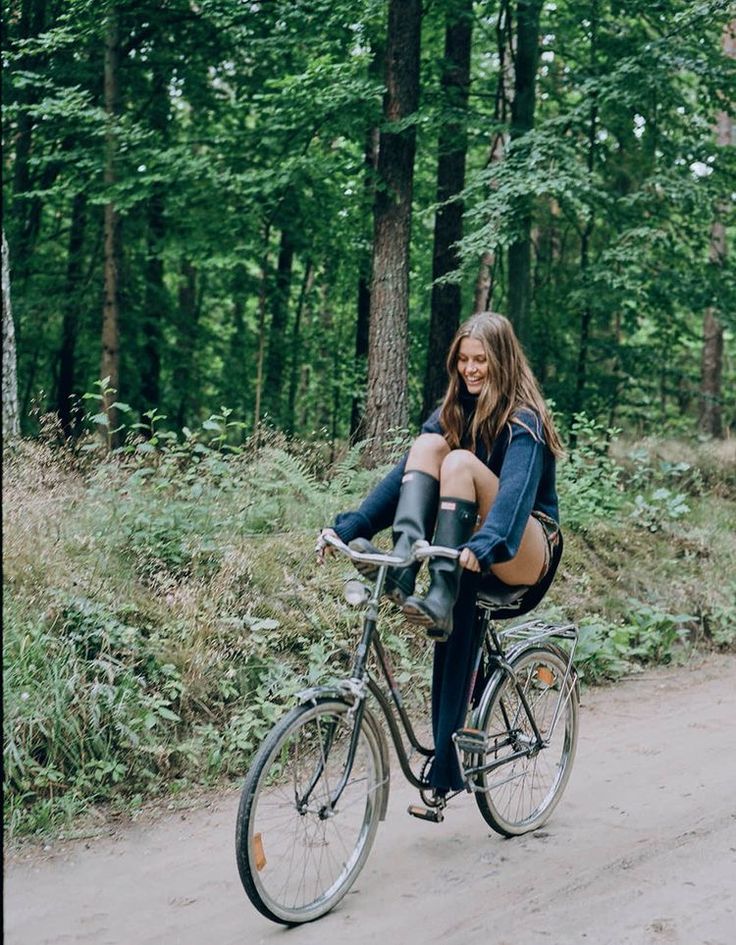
[5,653,736,945]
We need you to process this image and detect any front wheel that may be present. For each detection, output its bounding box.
[235,698,387,925]
[474,645,579,836]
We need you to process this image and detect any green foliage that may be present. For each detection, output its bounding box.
[575,604,694,683]
[629,488,690,532]
[557,414,624,529]
[4,429,735,837]
[3,0,733,441]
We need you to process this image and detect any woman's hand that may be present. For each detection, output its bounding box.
[315,528,339,564]
[459,547,480,572]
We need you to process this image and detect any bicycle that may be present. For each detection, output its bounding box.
[235,533,580,925]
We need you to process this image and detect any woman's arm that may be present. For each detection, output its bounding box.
[462,415,545,572]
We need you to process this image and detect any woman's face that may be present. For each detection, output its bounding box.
[457,336,488,394]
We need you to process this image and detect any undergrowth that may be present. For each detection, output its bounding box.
[3,409,735,838]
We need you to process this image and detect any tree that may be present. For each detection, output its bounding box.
[364,0,422,457]
[2,231,20,440]
[506,0,542,344]
[423,0,474,417]
[263,229,295,426]
[699,20,734,438]
[56,192,87,434]
[101,7,121,438]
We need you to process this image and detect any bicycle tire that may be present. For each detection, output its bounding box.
[473,645,578,836]
[235,698,387,925]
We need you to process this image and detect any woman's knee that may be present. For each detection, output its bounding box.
[411,433,449,459]
[440,449,476,476]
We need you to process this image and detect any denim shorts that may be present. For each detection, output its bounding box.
[531,510,561,582]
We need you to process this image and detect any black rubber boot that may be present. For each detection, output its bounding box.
[350,470,439,604]
[402,497,478,641]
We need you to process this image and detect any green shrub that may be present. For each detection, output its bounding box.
[557,414,625,529]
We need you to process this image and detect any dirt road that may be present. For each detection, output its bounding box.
[5,653,736,945]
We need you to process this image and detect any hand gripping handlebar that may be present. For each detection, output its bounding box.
[317,532,460,569]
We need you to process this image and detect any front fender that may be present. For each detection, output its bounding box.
[295,684,391,822]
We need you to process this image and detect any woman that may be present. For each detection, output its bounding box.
[318,312,564,796]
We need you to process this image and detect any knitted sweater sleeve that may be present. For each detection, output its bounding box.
[462,413,545,572]
[332,408,443,543]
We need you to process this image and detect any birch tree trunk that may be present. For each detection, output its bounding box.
[364,0,422,460]
[2,231,20,440]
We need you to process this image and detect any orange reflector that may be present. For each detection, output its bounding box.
[537,667,555,686]
[253,833,266,872]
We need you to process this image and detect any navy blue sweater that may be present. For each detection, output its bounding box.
[333,399,559,574]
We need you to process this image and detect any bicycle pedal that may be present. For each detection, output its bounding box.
[407,804,444,823]
[453,728,489,754]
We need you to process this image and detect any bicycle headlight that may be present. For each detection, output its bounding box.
[343,578,371,606]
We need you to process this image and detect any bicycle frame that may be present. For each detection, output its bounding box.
[301,533,578,811]
[298,558,439,815]
[457,612,579,785]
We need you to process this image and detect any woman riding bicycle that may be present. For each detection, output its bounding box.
[319,311,564,797]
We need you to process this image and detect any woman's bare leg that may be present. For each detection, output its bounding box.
[405,433,450,477]
[438,449,547,586]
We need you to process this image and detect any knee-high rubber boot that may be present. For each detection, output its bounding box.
[402,496,478,641]
[349,470,439,603]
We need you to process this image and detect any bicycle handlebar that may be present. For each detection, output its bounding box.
[320,532,460,567]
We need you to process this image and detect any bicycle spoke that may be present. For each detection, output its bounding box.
[236,699,385,923]
[475,647,578,836]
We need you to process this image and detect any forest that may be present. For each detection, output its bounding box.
[2,0,735,447]
[2,1,736,838]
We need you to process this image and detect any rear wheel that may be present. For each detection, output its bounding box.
[474,646,578,836]
[235,698,387,924]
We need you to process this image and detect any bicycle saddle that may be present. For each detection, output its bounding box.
[476,575,529,607]
[473,532,564,620]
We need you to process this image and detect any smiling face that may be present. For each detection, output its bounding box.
[456,336,489,394]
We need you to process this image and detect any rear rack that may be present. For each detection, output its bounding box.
[498,619,578,646]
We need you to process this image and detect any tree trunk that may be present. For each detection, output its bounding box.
[2,231,20,440]
[287,260,315,436]
[473,1,513,313]
[351,43,384,440]
[140,62,169,412]
[350,262,372,439]
[699,21,733,438]
[101,9,121,441]
[573,221,593,416]
[364,0,422,460]
[263,229,294,426]
[423,0,473,416]
[226,264,251,418]
[175,261,199,429]
[351,120,381,440]
[11,0,47,290]
[573,94,598,417]
[506,0,542,343]
[56,192,87,434]
[253,223,271,439]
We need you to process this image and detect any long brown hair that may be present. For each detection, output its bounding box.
[439,312,564,457]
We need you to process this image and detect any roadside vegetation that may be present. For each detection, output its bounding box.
[3,412,735,839]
